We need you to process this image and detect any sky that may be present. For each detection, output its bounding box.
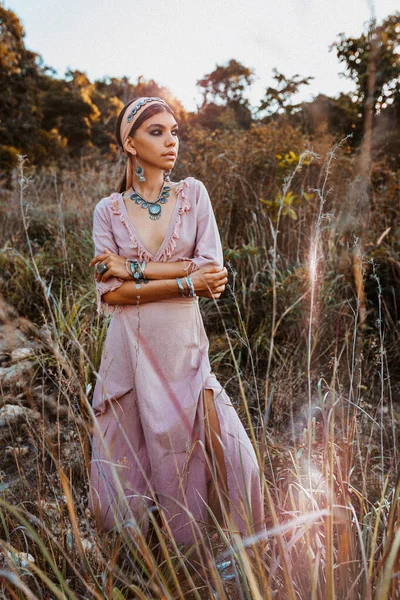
[5,0,399,113]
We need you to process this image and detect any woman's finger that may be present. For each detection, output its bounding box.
[94,258,113,282]
[90,251,118,267]
[90,253,109,267]
[100,267,116,282]
[95,258,112,274]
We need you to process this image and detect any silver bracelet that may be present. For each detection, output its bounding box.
[125,259,147,280]
[138,260,146,278]
[185,276,196,297]
[131,260,142,280]
[125,258,134,279]
[176,277,186,297]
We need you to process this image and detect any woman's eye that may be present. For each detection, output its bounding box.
[151,130,179,136]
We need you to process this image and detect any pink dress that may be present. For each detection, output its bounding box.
[88,176,265,548]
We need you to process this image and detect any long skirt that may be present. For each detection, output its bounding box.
[88,296,265,548]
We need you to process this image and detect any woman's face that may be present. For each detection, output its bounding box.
[127,110,179,173]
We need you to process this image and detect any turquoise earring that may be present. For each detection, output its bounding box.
[134,156,146,182]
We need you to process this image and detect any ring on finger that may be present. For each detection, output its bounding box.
[97,263,108,276]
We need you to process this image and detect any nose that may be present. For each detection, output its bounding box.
[166,131,177,146]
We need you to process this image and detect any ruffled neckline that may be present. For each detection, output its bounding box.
[110,177,192,262]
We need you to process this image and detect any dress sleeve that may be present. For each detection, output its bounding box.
[92,201,125,315]
[178,180,224,274]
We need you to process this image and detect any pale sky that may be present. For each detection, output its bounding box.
[5,0,399,113]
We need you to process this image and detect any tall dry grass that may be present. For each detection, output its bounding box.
[0,121,399,598]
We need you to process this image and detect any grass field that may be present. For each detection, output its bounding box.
[0,131,399,599]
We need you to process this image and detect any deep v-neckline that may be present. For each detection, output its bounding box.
[119,180,184,260]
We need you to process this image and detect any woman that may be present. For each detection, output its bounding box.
[87,96,264,558]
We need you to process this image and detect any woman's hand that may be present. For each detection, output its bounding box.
[189,264,228,298]
[90,248,131,282]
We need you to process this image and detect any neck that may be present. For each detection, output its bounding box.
[129,166,167,201]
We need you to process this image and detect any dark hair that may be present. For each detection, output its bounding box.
[115,98,176,193]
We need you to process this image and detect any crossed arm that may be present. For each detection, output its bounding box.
[92,255,199,308]
[92,180,226,314]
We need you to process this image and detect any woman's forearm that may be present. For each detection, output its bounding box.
[142,260,195,280]
[103,277,187,306]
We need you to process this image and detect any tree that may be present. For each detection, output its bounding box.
[331,12,400,162]
[0,5,51,167]
[258,68,314,118]
[197,59,255,107]
[195,59,255,129]
[331,12,400,117]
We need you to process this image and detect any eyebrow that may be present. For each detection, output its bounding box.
[147,123,179,129]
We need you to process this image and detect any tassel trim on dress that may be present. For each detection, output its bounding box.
[96,279,125,316]
[110,194,154,263]
[159,179,191,262]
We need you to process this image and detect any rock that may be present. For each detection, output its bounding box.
[4,445,29,456]
[0,297,18,324]
[10,347,35,363]
[0,361,34,390]
[0,404,40,427]
[81,538,92,552]
[3,549,35,567]
[0,325,29,354]
[0,405,25,422]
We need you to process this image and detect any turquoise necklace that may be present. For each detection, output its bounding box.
[129,183,171,220]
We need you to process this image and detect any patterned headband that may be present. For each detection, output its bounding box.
[126,96,170,123]
[120,96,172,148]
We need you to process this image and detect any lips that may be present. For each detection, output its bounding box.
[163,152,176,158]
